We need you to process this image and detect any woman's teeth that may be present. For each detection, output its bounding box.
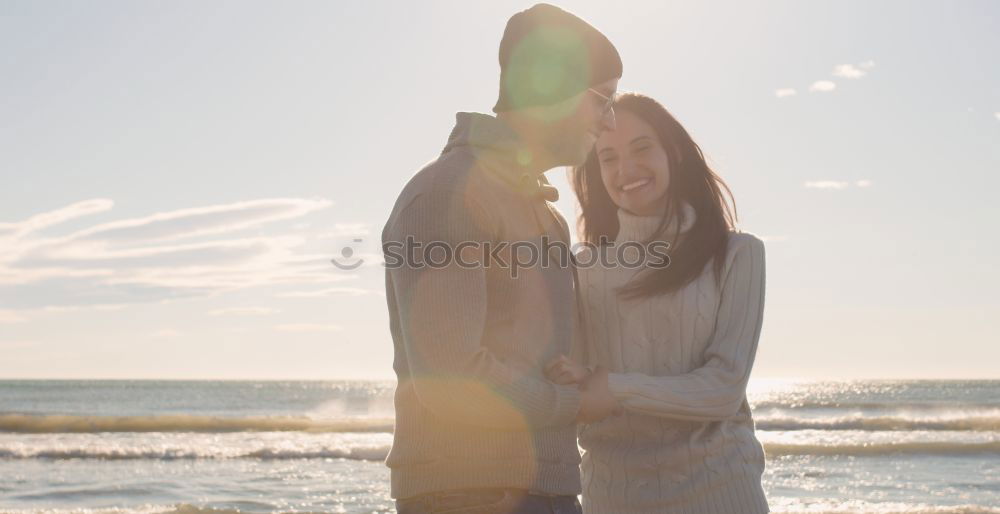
[621,178,652,192]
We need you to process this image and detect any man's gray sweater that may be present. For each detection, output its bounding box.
[381,112,583,499]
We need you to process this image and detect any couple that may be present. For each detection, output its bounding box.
[381,4,768,513]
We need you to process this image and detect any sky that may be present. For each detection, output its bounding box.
[1,0,998,380]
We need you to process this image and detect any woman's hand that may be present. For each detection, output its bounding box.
[576,365,624,422]
[545,354,591,385]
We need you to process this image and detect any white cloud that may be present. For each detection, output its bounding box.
[860,60,876,69]
[804,179,873,190]
[804,181,850,189]
[329,251,386,269]
[833,64,866,79]
[70,198,331,244]
[0,310,28,324]
[994,112,1000,121]
[39,304,127,313]
[809,81,837,93]
[2,340,40,350]
[23,235,298,266]
[317,223,370,238]
[0,267,113,286]
[274,323,343,333]
[209,307,280,316]
[0,198,356,310]
[278,287,375,298]
[775,88,797,98]
[0,199,113,241]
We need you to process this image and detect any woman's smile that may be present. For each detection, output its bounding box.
[620,177,653,193]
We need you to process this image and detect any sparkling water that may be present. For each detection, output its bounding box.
[1,379,997,513]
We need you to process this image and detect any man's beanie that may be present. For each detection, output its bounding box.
[492,3,622,113]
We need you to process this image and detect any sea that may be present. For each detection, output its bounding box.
[0,379,997,513]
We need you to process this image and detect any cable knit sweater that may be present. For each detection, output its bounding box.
[575,204,769,514]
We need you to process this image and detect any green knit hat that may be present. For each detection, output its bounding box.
[493,3,622,113]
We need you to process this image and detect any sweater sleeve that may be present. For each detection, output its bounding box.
[605,234,766,421]
[386,188,581,430]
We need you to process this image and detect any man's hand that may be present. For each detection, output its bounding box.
[545,354,591,385]
[576,365,623,423]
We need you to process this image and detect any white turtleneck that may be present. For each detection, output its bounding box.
[574,204,770,514]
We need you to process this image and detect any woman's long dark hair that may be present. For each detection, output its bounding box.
[572,92,737,299]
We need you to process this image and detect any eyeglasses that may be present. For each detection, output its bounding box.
[587,87,614,115]
[587,87,616,130]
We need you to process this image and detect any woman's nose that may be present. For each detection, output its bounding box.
[618,158,640,180]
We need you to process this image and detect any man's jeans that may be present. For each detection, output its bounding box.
[395,488,582,514]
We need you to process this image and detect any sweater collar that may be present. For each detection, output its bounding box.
[616,202,697,243]
[441,112,558,202]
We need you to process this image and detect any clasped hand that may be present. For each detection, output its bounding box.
[544,354,623,423]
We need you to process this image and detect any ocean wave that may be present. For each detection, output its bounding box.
[0,414,394,434]
[2,439,997,461]
[755,415,1000,431]
[0,445,392,461]
[2,502,998,514]
[8,412,996,435]
[751,400,1000,411]
[772,509,1000,514]
[774,510,1000,514]
[769,499,1000,514]
[0,504,288,514]
[773,510,1000,514]
[0,505,386,514]
[763,440,1000,456]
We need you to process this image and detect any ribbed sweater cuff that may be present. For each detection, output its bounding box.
[549,384,582,426]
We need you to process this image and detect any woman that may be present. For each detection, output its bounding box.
[547,93,769,513]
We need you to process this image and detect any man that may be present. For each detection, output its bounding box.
[382,4,622,513]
